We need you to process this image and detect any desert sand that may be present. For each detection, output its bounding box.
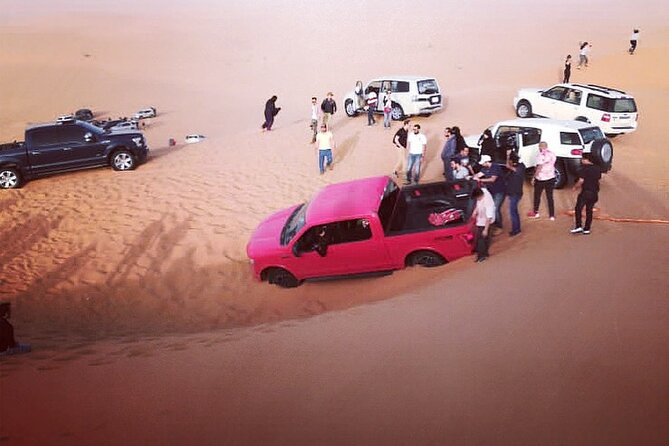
[1,0,668,444]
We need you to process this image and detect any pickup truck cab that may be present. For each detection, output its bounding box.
[0,119,149,189]
[247,176,475,288]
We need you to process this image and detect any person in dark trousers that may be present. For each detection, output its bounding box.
[321,92,337,127]
[570,154,602,235]
[441,127,456,181]
[629,29,639,54]
[392,119,410,178]
[563,54,572,83]
[261,95,281,131]
[478,129,496,160]
[0,302,31,355]
[505,152,526,236]
[366,90,377,125]
[471,187,495,263]
[475,155,506,230]
[528,141,557,220]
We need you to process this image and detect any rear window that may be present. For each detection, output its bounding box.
[560,132,582,145]
[579,127,604,144]
[417,79,439,95]
[587,94,637,113]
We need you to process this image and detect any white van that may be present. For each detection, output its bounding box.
[465,118,613,188]
[343,76,443,121]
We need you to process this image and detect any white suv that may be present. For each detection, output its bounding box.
[465,118,613,188]
[513,83,638,135]
[343,76,443,121]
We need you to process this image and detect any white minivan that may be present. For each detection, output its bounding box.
[343,76,443,121]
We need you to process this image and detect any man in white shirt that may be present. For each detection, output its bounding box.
[405,124,427,184]
[472,186,496,263]
[310,97,320,143]
[315,123,335,174]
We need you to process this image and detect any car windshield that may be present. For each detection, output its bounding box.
[417,79,439,95]
[280,203,308,245]
[579,127,604,144]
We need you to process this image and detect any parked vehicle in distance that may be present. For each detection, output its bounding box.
[465,118,613,189]
[247,176,475,288]
[343,76,443,121]
[134,107,157,119]
[74,108,94,121]
[185,134,206,144]
[513,83,638,135]
[0,119,149,189]
[108,121,139,132]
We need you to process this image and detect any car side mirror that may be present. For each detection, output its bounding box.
[292,244,302,257]
[84,132,95,142]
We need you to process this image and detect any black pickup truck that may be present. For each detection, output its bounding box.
[0,119,149,189]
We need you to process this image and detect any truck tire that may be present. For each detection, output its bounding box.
[391,103,405,121]
[266,268,300,288]
[590,139,613,172]
[516,100,532,118]
[554,161,567,189]
[111,149,136,171]
[345,99,358,117]
[406,250,446,268]
[0,167,21,189]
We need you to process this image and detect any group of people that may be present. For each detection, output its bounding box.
[563,29,639,82]
[309,93,338,174]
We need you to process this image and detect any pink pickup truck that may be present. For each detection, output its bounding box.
[246,176,476,287]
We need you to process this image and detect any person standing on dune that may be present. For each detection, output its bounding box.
[577,42,591,69]
[629,29,639,54]
[406,124,426,184]
[310,97,320,143]
[0,302,31,356]
[570,153,601,235]
[315,123,335,175]
[321,92,337,127]
[563,54,572,83]
[261,95,281,131]
[366,90,377,126]
[392,119,410,178]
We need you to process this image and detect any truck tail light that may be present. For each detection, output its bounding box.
[571,148,583,156]
[601,113,611,122]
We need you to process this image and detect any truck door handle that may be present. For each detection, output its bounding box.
[434,235,454,241]
[62,147,72,151]
[30,151,40,155]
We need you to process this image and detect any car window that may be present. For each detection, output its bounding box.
[579,127,604,144]
[586,94,637,113]
[417,79,439,95]
[521,128,542,146]
[392,81,410,93]
[329,219,372,244]
[30,128,64,147]
[612,98,637,112]
[377,179,399,231]
[564,89,582,105]
[365,81,382,96]
[495,126,541,146]
[560,132,581,145]
[542,86,568,100]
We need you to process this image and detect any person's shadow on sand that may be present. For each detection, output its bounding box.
[334,132,360,165]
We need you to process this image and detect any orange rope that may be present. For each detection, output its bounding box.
[563,209,669,224]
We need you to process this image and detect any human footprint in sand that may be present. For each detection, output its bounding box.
[315,123,335,175]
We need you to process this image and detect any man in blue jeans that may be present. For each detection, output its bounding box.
[315,124,335,174]
[475,155,506,229]
[406,124,427,184]
[505,152,526,236]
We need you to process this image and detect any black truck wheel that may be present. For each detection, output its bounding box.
[111,150,136,171]
[406,250,446,268]
[0,167,21,189]
[391,103,405,121]
[267,268,300,288]
[554,161,567,189]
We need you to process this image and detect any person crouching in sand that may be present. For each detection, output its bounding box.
[0,302,31,356]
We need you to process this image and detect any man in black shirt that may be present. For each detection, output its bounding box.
[506,153,526,236]
[571,154,602,235]
[392,120,410,178]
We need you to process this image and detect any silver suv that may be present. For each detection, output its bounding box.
[513,83,638,135]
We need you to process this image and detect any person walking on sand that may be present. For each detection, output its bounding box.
[505,152,526,236]
[310,97,320,143]
[577,42,591,69]
[315,123,335,175]
[381,88,392,128]
[471,187,495,263]
[406,124,426,184]
[392,119,410,178]
[629,29,639,54]
[321,92,337,127]
[441,127,457,182]
[366,90,378,126]
[570,153,602,235]
[563,54,572,83]
[261,95,281,131]
[0,302,31,356]
[528,141,556,220]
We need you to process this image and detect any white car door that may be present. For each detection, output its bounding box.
[535,86,569,118]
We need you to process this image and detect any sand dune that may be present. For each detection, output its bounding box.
[1,0,668,444]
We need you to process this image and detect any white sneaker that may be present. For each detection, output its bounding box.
[582,229,591,235]
[570,227,583,234]
[549,216,556,221]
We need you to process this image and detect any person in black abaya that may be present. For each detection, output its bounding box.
[261,95,281,131]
